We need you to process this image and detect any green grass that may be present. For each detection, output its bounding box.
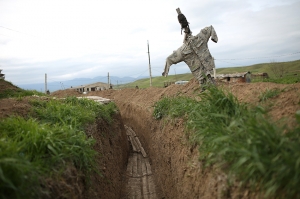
[117,73,194,89]
[216,59,300,78]
[0,80,44,99]
[117,59,300,89]
[0,89,44,99]
[31,96,117,128]
[0,96,118,199]
[254,76,300,84]
[153,86,300,198]
[258,88,282,102]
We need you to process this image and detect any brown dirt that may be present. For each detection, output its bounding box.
[63,79,299,198]
[38,114,129,199]
[83,113,129,199]
[0,97,32,119]
[1,79,300,198]
[0,79,20,93]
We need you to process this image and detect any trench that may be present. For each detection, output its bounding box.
[83,96,160,198]
[87,93,251,199]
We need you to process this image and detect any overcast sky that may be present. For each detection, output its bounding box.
[0,0,299,85]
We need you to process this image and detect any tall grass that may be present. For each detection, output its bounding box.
[153,86,300,198]
[258,88,282,102]
[0,96,117,198]
[31,97,116,128]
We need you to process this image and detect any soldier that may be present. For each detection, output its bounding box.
[162,8,218,90]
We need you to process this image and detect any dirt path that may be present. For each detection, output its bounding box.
[124,125,158,199]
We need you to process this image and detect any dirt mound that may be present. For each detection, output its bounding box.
[0,80,32,119]
[87,78,300,126]
[89,79,300,198]
[51,88,82,98]
[0,79,20,94]
[0,97,32,119]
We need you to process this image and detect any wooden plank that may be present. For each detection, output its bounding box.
[129,136,138,152]
[135,137,142,148]
[142,176,149,199]
[132,153,138,177]
[125,128,132,136]
[145,159,152,175]
[126,155,133,177]
[148,176,157,199]
[128,127,137,137]
[140,146,147,158]
[142,157,147,176]
[137,153,142,177]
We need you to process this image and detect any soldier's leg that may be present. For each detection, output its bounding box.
[192,69,216,92]
[163,45,185,77]
[192,68,206,91]
[206,74,216,85]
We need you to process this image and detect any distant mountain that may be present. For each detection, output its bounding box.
[18,76,148,92]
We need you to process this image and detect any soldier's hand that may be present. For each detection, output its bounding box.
[162,72,165,76]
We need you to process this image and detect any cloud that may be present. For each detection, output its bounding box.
[0,0,299,85]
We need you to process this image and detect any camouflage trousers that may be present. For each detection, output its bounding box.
[192,67,215,89]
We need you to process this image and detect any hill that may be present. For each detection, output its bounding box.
[18,75,146,92]
[120,59,300,88]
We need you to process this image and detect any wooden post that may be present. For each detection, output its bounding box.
[147,40,152,86]
[108,72,110,89]
[44,73,47,94]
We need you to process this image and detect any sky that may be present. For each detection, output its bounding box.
[0,0,300,86]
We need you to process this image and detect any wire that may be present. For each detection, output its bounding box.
[0,25,47,41]
[127,69,149,77]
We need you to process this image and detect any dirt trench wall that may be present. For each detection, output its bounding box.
[84,112,130,199]
[50,81,300,198]
[116,101,226,199]
[116,100,262,199]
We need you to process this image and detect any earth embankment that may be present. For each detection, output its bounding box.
[51,79,300,198]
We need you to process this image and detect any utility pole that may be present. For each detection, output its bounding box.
[44,73,47,94]
[108,72,110,89]
[147,40,152,86]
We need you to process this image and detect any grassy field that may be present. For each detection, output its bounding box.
[116,59,300,89]
[116,73,194,89]
[216,59,300,77]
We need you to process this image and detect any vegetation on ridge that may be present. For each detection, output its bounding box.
[153,86,300,198]
[0,94,117,199]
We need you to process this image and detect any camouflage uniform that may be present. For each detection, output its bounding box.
[163,25,218,86]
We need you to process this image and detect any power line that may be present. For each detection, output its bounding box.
[0,25,47,40]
